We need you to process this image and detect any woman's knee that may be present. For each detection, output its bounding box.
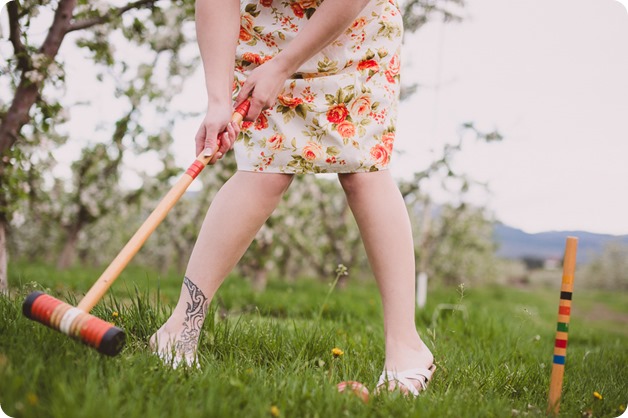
[338,171,387,196]
[271,173,294,195]
[237,171,294,197]
[338,173,362,196]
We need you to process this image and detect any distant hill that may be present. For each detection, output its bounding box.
[493,223,628,264]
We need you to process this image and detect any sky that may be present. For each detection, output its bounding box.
[392,0,628,235]
[2,0,628,236]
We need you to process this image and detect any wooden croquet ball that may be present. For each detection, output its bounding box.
[336,380,369,403]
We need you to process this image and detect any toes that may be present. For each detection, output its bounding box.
[149,331,200,369]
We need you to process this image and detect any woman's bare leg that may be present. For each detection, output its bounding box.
[338,171,434,387]
[150,171,293,364]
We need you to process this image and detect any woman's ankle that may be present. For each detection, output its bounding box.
[151,276,210,353]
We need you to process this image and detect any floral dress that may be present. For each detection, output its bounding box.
[234,0,403,173]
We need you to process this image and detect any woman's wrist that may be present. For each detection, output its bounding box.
[205,91,233,108]
[270,51,301,78]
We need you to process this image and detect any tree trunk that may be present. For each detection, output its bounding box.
[0,0,78,153]
[0,218,8,294]
[251,268,268,293]
[0,0,78,284]
[57,224,81,269]
[251,240,272,292]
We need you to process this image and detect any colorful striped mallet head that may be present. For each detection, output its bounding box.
[23,291,125,356]
[547,236,578,415]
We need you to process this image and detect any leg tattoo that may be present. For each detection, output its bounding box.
[175,276,209,356]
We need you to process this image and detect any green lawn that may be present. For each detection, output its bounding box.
[1,262,626,418]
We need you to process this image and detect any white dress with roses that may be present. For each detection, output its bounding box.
[234,0,403,173]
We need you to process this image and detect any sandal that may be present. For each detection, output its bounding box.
[376,364,436,396]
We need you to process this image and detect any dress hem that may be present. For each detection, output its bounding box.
[234,167,391,175]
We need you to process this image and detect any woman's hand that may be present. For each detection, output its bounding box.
[195,103,241,164]
[234,59,291,122]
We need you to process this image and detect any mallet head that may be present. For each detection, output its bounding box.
[23,291,126,356]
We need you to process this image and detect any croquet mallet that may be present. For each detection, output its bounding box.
[22,100,251,356]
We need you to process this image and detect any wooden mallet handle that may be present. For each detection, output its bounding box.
[77,100,250,312]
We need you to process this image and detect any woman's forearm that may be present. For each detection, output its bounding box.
[273,0,371,76]
[195,0,240,104]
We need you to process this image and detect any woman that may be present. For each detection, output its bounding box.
[150,0,435,396]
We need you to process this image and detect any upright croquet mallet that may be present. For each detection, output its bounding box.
[22,100,251,356]
[547,236,578,415]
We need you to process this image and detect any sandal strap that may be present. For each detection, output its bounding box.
[377,365,435,396]
[396,367,435,382]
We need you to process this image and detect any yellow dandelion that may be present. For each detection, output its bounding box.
[270,405,280,417]
[593,391,603,400]
[26,392,38,405]
[112,312,119,318]
[331,347,344,358]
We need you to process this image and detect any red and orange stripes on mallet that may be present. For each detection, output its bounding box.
[185,160,206,179]
[23,291,125,356]
[547,236,578,415]
[22,100,251,357]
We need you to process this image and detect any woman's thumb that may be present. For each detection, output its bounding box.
[203,130,221,157]
[235,81,253,107]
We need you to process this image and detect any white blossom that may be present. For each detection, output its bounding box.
[31,53,48,70]
[138,64,153,80]
[58,108,70,122]
[92,1,110,15]
[46,62,63,78]
[12,212,26,227]
[24,70,45,83]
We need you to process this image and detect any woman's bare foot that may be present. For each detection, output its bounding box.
[149,276,209,368]
[149,324,199,368]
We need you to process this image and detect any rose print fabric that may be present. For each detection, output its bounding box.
[233,0,403,173]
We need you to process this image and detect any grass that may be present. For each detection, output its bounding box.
[1,261,627,418]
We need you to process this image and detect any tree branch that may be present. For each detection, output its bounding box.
[7,1,28,70]
[39,0,78,56]
[67,0,159,33]
[0,0,77,154]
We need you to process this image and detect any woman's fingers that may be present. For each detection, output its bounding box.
[208,135,225,164]
[203,129,221,158]
[223,122,239,150]
[215,122,239,156]
[218,130,231,156]
[230,121,241,148]
[246,95,266,122]
[235,81,254,110]
[195,124,207,157]
[196,107,244,163]
[206,121,241,164]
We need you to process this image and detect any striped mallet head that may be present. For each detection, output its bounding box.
[23,291,125,356]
